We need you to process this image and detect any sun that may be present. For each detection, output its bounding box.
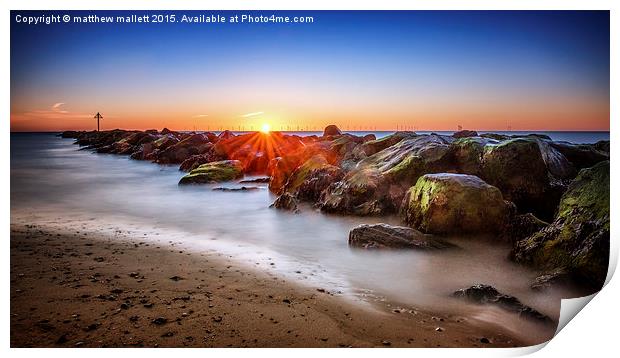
[260,123,271,134]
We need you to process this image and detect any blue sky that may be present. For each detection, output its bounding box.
[11,10,610,131]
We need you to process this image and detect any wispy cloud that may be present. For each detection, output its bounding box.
[52,102,67,113]
[240,111,264,118]
[11,102,91,122]
[192,114,209,118]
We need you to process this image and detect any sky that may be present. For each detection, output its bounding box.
[10,10,610,132]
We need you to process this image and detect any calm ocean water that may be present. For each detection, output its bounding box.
[11,131,600,344]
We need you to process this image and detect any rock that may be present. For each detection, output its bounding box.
[85,323,100,331]
[152,317,167,325]
[446,137,498,176]
[281,155,344,202]
[268,141,335,194]
[501,213,549,243]
[348,223,452,250]
[320,134,453,216]
[530,269,572,291]
[452,284,551,322]
[550,141,609,170]
[481,137,573,221]
[239,177,270,184]
[594,140,609,153]
[329,134,366,170]
[452,130,478,139]
[357,131,417,157]
[323,125,342,137]
[178,160,244,185]
[217,130,236,140]
[212,186,259,192]
[270,192,299,212]
[480,133,509,141]
[362,134,376,142]
[55,334,69,344]
[155,133,212,164]
[169,275,184,281]
[401,174,511,235]
[511,161,609,289]
[60,130,81,138]
[179,148,226,172]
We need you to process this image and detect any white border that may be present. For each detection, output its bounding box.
[3,1,617,358]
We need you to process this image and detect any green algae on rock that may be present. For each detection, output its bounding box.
[178,160,244,185]
[401,173,511,235]
[320,134,453,216]
[511,160,610,289]
[480,137,572,221]
[281,155,344,203]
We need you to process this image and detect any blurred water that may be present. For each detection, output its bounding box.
[11,132,597,345]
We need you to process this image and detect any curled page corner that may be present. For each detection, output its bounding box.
[551,236,617,340]
[522,240,616,355]
[555,293,597,334]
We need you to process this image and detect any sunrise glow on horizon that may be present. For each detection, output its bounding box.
[10,11,610,132]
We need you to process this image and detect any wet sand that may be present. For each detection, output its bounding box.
[9,219,527,348]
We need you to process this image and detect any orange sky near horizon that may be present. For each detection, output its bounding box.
[10,98,610,132]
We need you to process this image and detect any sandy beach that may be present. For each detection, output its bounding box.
[10,217,523,348]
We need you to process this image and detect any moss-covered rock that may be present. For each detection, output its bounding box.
[178,160,244,185]
[447,137,498,176]
[267,141,335,194]
[155,133,212,164]
[401,173,511,235]
[357,131,417,157]
[281,155,344,202]
[319,134,453,215]
[480,137,572,220]
[511,161,610,289]
[500,213,549,243]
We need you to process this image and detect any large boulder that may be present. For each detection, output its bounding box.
[268,141,335,194]
[323,125,342,137]
[401,173,511,235]
[480,137,573,220]
[357,131,417,157]
[348,223,451,250]
[320,134,453,216]
[178,160,244,185]
[446,137,498,176]
[281,155,344,202]
[511,161,610,289]
[156,133,212,164]
[549,141,609,170]
[179,146,225,172]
